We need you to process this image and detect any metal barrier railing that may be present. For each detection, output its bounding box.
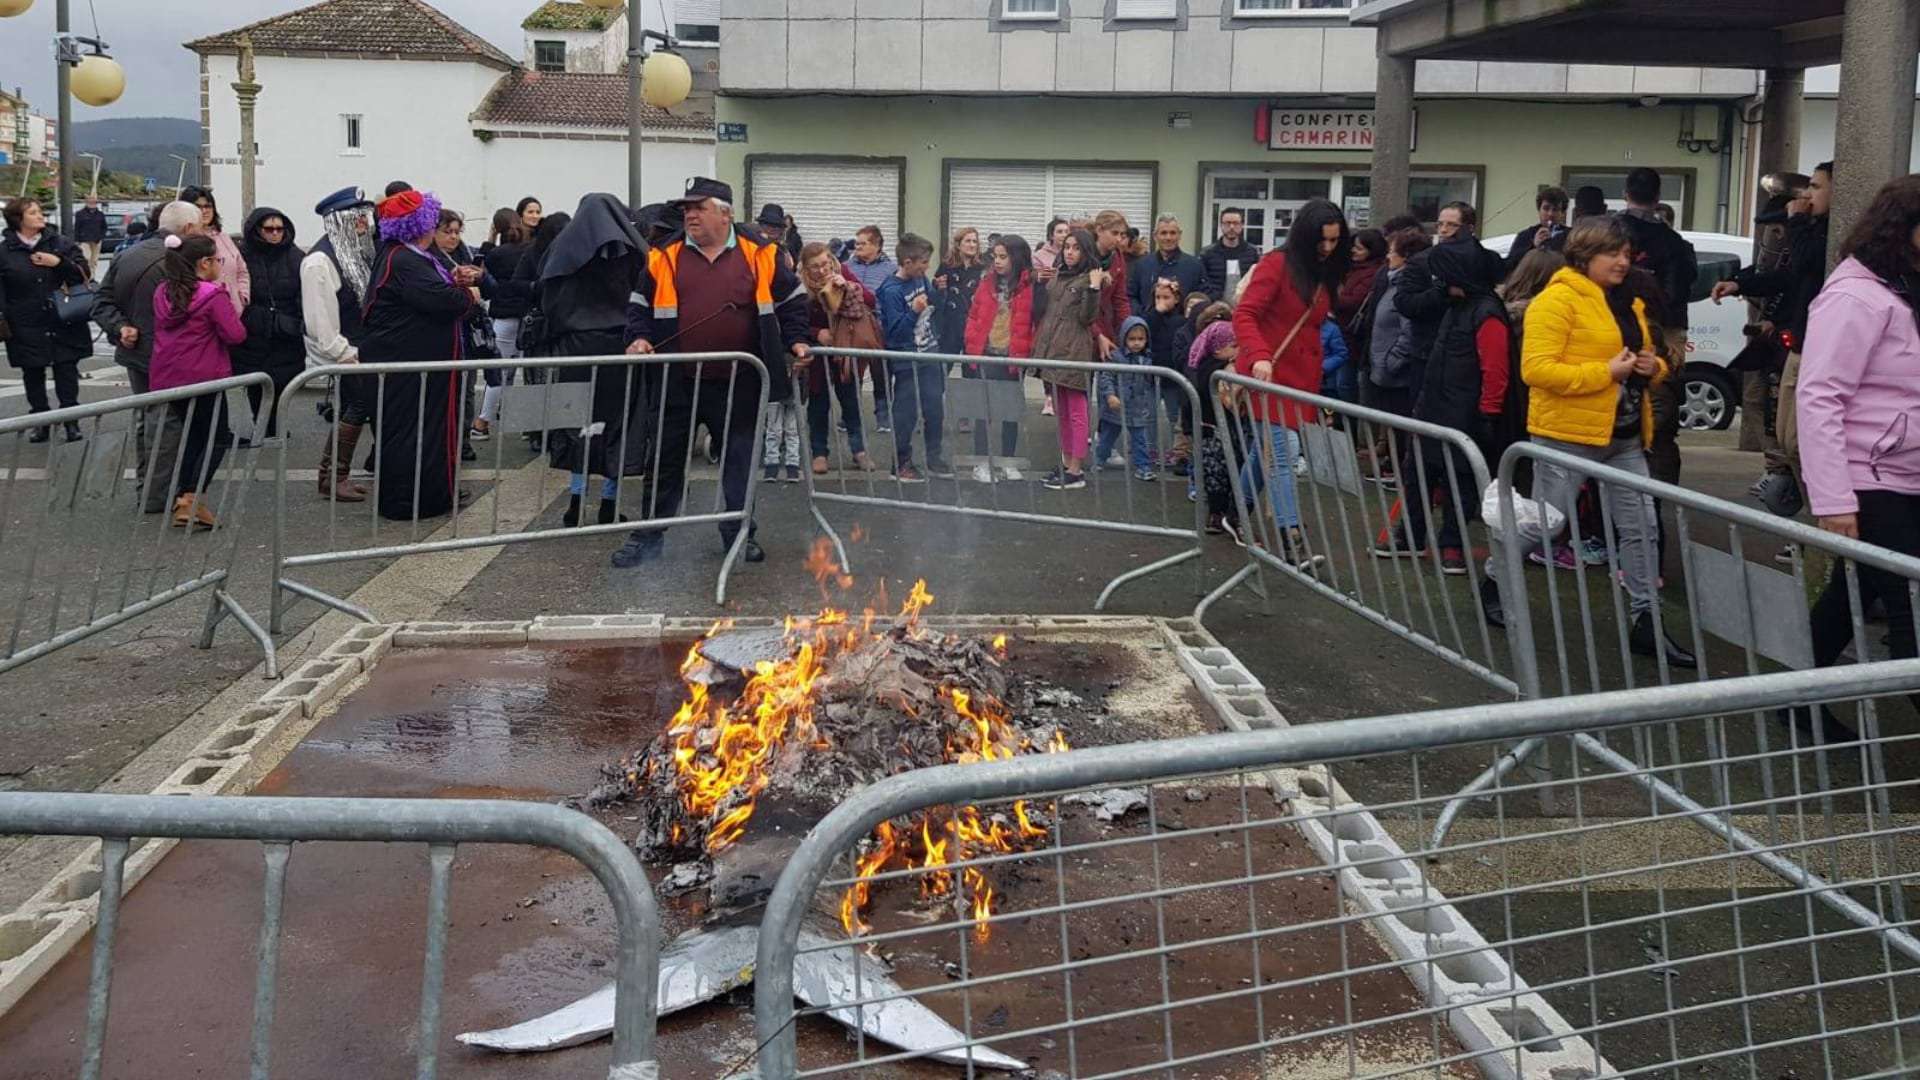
[0,792,660,1080]
[751,661,1920,1079]
[1196,370,1512,693]
[270,352,768,629]
[799,347,1207,610]
[0,375,277,679]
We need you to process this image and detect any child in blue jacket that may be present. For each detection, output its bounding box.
[1318,318,1352,402]
[1095,316,1159,481]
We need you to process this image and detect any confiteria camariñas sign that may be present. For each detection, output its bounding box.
[1266,108,1416,151]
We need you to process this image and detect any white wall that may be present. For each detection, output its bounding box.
[1800,98,1920,175]
[202,53,502,226]
[479,134,714,217]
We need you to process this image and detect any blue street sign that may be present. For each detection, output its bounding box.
[143,177,157,192]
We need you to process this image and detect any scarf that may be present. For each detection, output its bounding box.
[321,206,375,304]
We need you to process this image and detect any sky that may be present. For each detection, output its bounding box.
[0,0,546,120]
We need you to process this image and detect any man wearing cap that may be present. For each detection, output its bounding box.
[614,177,811,569]
[750,203,802,264]
[302,186,378,502]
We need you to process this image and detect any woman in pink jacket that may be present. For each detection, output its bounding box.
[1794,174,1920,740]
[151,234,248,530]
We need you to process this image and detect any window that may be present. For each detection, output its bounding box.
[1003,0,1061,19]
[1114,0,1177,17]
[1234,0,1350,14]
[1203,168,1480,242]
[534,40,566,73]
[342,114,363,155]
[1562,168,1694,230]
[676,22,719,42]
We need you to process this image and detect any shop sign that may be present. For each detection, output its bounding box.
[1266,108,1416,152]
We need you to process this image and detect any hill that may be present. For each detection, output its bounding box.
[72,117,199,188]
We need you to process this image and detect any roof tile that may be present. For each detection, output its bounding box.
[472,70,712,134]
[522,1,621,32]
[186,0,517,69]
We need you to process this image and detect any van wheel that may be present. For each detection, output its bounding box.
[1679,368,1735,431]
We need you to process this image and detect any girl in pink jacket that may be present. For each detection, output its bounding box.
[151,234,247,529]
[1793,174,1920,739]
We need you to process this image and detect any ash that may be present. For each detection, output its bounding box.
[582,624,1097,908]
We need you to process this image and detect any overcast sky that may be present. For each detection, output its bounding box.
[1,0,537,120]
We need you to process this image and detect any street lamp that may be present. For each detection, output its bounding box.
[79,151,102,197]
[0,0,33,17]
[9,0,127,235]
[168,154,191,198]
[579,0,691,210]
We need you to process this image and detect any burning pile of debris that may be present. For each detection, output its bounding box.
[587,555,1073,938]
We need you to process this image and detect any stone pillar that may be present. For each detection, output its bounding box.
[1829,0,1920,263]
[1370,50,1415,228]
[232,35,262,219]
[1758,68,1804,175]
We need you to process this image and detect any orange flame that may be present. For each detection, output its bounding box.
[806,538,854,592]
[992,634,1008,657]
[839,821,898,935]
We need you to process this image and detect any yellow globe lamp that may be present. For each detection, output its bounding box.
[0,0,35,18]
[71,55,125,107]
[641,50,692,110]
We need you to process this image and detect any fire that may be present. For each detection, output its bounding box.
[839,821,899,936]
[992,633,1008,656]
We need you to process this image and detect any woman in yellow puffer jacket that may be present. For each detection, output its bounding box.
[1521,218,1695,668]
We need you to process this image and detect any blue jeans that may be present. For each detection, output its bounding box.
[1239,420,1301,531]
[887,359,946,468]
[1095,420,1155,472]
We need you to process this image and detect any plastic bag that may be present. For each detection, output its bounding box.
[1481,485,1566,545]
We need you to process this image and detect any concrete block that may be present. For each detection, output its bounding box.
[1632,66,1702,95]
[1230,26,1322,93]
[856,0,919,16]
[260,656,360,717]
[855,18,922,90]
[1112,28,1172,92]
[1171,17,1232,92]
[1055,18,1116,92]
[319,623,396,674]
[922,20,1000,92]
[1319,26,1377,94]
[190,700,299,761]
[721,0,786,16]
[788,20,858,89]
[0,911,88,1016]
[998,26,1058,91]
[719,20,788,91]
[1472,61,1566,95]
[1565,63,1634,95]
[1413,58,1478,94]
[391,621,530,646]
[152,756,250,796]
[528,613,666,642]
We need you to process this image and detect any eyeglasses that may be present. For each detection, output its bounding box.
[260,225,286,234]
[195,202,213,210]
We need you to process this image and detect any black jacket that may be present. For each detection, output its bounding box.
[1142,302,1185,373]
[483,241,532,319]
[933,261,985,355]
[360,242,476,365]
[1733,213,1828,345]
[1199,239,1260,298]
[1414,241,1509,434]
[1618,210,1697,331]
[1127,248,1209,314]
[73,207,109,244]
[1503,223,1568,272]
[0,230,91,369]
[234,207,307,374]
[93,233,171,370]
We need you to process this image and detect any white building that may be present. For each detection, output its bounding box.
[187,0,716,229]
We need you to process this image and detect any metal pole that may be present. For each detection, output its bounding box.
[84,152,100,197]
[55,0,73,236]
[627,0,644,210]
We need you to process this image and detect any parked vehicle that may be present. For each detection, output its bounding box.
[1485,229,1745,430]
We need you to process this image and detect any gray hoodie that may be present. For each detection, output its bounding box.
[91,233,173,372]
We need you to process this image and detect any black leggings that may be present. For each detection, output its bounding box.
[170,392,233,497]
[242,366,299,438]
[22,361,80,416]
[1810,489,1920,669]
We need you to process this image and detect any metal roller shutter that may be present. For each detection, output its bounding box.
[676,0,720,24]
[749,159,901,247]
[945,163,1154,246]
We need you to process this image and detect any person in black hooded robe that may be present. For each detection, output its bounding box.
[539,193,651,527]
[358,189,480,520]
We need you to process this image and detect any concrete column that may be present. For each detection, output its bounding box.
[1829,0,1920,262]
[1370,50,1415,227]
[1757,68,1804,175]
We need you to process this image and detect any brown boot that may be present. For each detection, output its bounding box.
[172,493,218,531]
[318,423,368,502]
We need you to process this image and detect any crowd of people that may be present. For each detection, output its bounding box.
[6,151,1919,703]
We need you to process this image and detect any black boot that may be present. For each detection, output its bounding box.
[563,495,583,527]
[62,422,83,443]
[1629,612,1697,669]
[27,426,50,444]
[1479,576,1505,630]
[597,499,626,525]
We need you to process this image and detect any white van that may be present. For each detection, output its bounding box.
[1482,230,1748,430]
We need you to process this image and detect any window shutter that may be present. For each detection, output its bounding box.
[677,0,719,26]
[1114,0,1177,18]
[947,164,1051,248]
[749,160,901,248]
[1049,166,1155,231]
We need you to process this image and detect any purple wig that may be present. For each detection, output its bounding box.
[376,189,442,245]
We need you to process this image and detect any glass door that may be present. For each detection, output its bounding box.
[1204,171,1333,249]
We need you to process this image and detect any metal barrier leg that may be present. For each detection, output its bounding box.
[79,837,129,1080]
[276,579,378,626]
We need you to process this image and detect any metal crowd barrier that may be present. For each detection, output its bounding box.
[0,792,660,1080]
[0,375,276,679]
[1196,371,1512,693]
[800,347,1207,610]
[270,352,768,629]
[752,661,1920,1079]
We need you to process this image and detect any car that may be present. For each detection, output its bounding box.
[1484,229,1747,430]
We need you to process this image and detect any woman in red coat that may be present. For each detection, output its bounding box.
[962,235,1039,482]
[1230,199,1351,563]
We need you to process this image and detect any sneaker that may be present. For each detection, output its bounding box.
[1041,397,1055,417]
[1372,532,1426,559]
[461,444,477,462]
[874,422,893,434]
[971,463,995,483]
[1105,451,1126,469]
[1133,468,1159,483]
[892,465,927,484]
[785,465,803,484]
[763,464,780,483]
[1041,470,1086,491]
[1577,536,1610,566]
[998,465,1023,482]
[1527,546,1578,570]
[1293,456,1308,477]
[1440,547,1467,576]
[1206,512,1227,536]
[611,530,664,568]
[926,458,956,480]
[468,425,491,442]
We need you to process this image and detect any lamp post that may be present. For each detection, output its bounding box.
[79,150,101,197]
[581,0,691,210]
[168,153,190,198]
[0,0,124,234]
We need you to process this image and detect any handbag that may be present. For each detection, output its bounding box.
[51,283,97,326]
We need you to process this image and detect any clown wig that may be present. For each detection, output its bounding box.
[376,189,443,245]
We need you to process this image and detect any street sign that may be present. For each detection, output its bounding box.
[717,122,748,143]
[143,176,156,192]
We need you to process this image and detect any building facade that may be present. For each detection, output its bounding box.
[188,0,716,225]
[713,1,1758,248]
